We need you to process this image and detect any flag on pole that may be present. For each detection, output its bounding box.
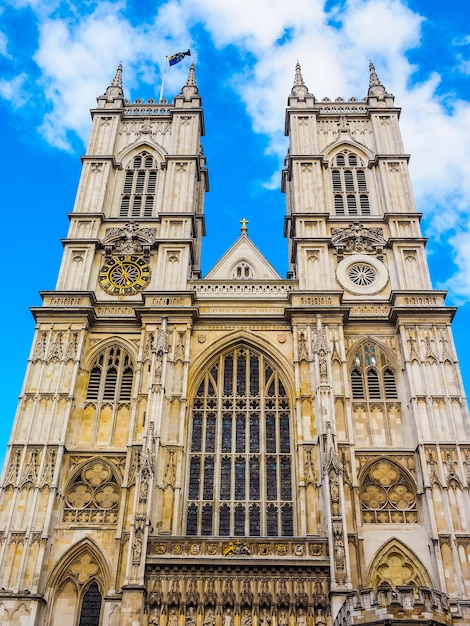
[167,49,191,66]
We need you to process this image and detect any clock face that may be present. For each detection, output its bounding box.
[99,255,151,295]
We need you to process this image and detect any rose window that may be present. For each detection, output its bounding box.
[63,460,120,524]
[348,263,376,286]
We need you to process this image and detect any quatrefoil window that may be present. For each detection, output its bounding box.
[63,460,120,525]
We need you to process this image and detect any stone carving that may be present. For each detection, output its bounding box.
[40,450,56,488]
[298,330,309,362]
[139,423,155,503]
[334,539,345,570]
[173,331,185,362]
[296,608,307,626]
[241,609,252,626]
[4,449,22,487]
[423,336,438,364]
[149,606,160,625]
[304,449,316,487]
[20,449,39,488]
[223,609,233,626]
[65,332,79,361]
[313,316,329,382]
[223,541,251,556]
[168,608,178,626]
[32,331,47,362]
[132,514,146,565]
[102,222,156,258]
[70,553,99,584]
[439,333,453,362]
[47,332,64,362]
[186,607,196,626]
[407,333,419,362]
[331,222,386,261]
[203,609,215,626]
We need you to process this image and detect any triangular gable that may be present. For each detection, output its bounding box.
[205,234,281,280]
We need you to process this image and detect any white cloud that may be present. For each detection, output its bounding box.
[0,72,28,106]
[0,31,8,57]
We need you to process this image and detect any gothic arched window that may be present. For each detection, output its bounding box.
[120,151,158,218]
[186,345,294,537]
[360,459,417,523]
[331,151,370,216]
[86,346,134,403]
[350,342,397,400]
[78,581,102,626]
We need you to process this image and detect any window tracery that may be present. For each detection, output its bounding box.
[360,460,417,523]
[63,460,120,524]
[232,262,254,279]
[120,151,158,218]
[86,346,134,403]
[350,342,397,400]
[331,151,370,216]
[186,346,293,536]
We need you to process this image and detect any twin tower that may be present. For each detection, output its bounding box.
[0,61,469,626]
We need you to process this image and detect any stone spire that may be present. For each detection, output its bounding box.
[104,63,124,100]
[290,61,309,98]
[181,62,199,99]
[367,60,391,100]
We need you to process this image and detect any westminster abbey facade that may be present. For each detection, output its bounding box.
[0,61,468,625]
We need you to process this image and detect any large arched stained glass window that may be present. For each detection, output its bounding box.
[186,346,294,537]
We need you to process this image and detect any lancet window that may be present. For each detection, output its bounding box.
[360,459,418,523]
[120,151,158,218]
[186,345,294,537]
[350,342,397,400]
[86,346,134,403]
[331,151,370,216]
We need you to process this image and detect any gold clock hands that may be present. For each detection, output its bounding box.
[113,258,132,286]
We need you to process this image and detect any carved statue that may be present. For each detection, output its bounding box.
[297,608,307,626]
[186,607,196,626]
[259,608,270,626]
[223,608,233,626]
[168,609,178,626]
[241,609,252,626]
[203,609,215,626]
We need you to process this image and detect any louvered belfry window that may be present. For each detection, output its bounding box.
[186,346,294,537]
[120,151,157,218]
[350,342,398,400]
[86,346,134,403]
[331,152,371,216]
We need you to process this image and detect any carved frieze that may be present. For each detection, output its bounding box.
[331,222,387,260]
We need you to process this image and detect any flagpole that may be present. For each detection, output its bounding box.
[159,58,167,102]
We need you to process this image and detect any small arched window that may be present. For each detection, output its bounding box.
[78,581,102,626]
[360,459,417,523]
[86,346,134,403]
[330,151,370,215]
[120,151,158,218]
[350,342,398,400]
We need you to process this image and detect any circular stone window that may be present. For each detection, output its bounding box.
[336,254,389,296]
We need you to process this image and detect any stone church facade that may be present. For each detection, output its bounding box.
[0,61,469,625]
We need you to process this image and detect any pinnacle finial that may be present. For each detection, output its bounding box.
[111,63,123,88]
[181,62,199,99]
[291,61,309,98]
[240,217,248,235]
[104,63,124,100]
[369,60,380,87]
[367,60,391,100]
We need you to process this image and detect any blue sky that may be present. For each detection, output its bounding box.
[1,0,470,465]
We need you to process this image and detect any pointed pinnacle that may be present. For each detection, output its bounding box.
[291,61,309,98]
[181,62,199,98]
[369,60,381,87]
[111,63,123,88]
[294,60,305,87]
[186,62,197,86]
